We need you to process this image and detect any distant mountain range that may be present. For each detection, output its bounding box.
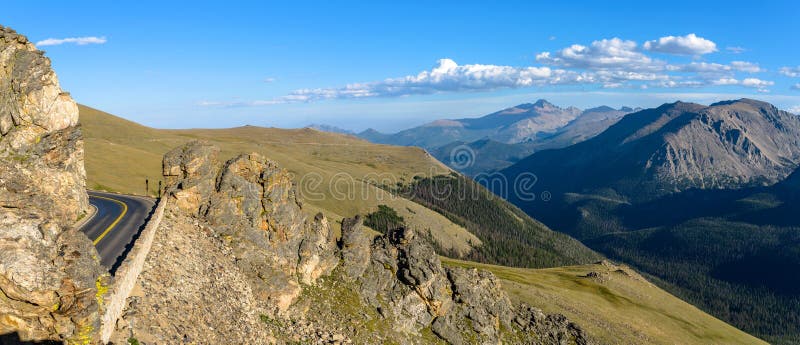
[305,124,356,135]
[502,99,800,203]
[495,98,800,344]
[344,99,636,175]
[356,99,634,148]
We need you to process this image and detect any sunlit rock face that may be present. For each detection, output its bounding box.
[0,25,104,343]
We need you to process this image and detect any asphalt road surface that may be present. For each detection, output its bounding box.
[80,191,155,272]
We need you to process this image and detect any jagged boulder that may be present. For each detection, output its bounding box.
[297,213,339,285]
[438,267,514,341]
[0,25,104,343]
[514,303,593,345]
[162,140,220,215]
[339,221,595,344]
[163,143,339,313]
[339,215,372,281]
[352,226,452,333]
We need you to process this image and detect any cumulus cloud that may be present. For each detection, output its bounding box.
[781,66,800,78]
[741,78,774,88]
[706,77,773,90]
[793,83,800,90]
[278,59,572,102]
[35,36,107,46]
[643,33,717,55]
[202,34,777,106]
[788,106,800,114]
[536,38,663,71]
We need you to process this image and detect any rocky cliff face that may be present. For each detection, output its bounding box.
[0,26,104,343]
[503,99,800,203]
[128,140,593,344]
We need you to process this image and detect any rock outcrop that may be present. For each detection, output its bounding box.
[150,140,594,344]
[162,142,338,313]
[0,26,104,343]
[347,220,593,345]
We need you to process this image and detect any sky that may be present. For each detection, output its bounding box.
[3,1,800,132]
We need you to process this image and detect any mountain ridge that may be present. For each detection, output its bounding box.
[503,98,800,202]
[356,100,635,150]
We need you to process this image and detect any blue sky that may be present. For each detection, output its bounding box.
[3,1,800,132]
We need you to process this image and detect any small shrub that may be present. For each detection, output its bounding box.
[364,205,404,234]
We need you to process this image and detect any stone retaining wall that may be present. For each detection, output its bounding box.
[99,198,167,344]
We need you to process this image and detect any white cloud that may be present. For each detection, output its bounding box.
[670,62,729,73]
[203,59,586,106]
[35,36,107,46]
[203,35,776,106]
[651,80,705,88]
[280,59,569,102]
[705,77,772,91]
[643,33,717,55]
[264,77,277,83]
[788,106,800,114]
[536,38,663,71]
[793,83,800,90]
[670,61,762,74]
[712,78,740,86]
[726,46,746,54]
[741,78,774,88]
[730,61,763,73]
[780,66,800,78]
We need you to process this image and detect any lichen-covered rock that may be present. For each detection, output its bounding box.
[0,25,104,343]
[163,143,339,314]
[357,232,437,333]
[444,267,514,339]
[297,213,339,285]
[393,228,453,318]
[342,224,595,345]
[162,140,220,215]
[514,303,593,345]
[339,216,372,281]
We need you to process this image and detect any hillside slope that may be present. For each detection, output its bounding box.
[444,258,767,345]
[80,105,593,266]
[80,105,485,255]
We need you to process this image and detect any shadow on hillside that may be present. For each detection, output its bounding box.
[0,333,60,345]
[617,185,800,229]
[711,253,800,295]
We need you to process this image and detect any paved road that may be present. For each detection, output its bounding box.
[80,191,155,273]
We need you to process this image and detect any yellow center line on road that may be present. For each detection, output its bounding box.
[89,195,128,245]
